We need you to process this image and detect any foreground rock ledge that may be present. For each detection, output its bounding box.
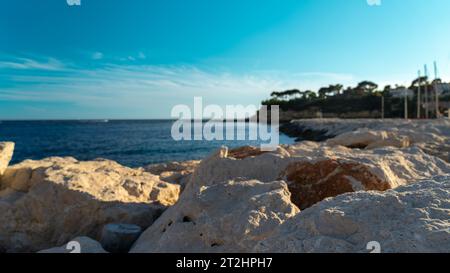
[255,175,450,253]
[130,142,450,253]
[0,157,180,253]
[130,179,299,253]
[130,175,450,253]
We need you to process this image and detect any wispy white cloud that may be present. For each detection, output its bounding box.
[92,52,104,60]
[1,60,357,100]
[0,57,65,71]
[117,52,147,62]
[0,55,360,118]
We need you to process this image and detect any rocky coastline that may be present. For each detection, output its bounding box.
[0,119,449,253]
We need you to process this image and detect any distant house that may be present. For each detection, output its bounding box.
[436,83,450,96]
[389,87,414,99]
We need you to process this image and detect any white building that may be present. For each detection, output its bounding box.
[389,87,414,99]
[436,83,450,96]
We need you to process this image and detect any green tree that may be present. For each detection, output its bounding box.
[409,76,428,89]
[356,81,378,94]
[382,85,391,96]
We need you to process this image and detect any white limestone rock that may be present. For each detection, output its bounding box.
[0,142,14,176]
[142,160,200,189]
[326,129,410,149]
[288,118,450,161]
[130,179,299,253]
[0,157,180,253]
[254,176,450,253]
[186,146,293,191]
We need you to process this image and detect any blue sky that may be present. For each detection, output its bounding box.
[1,0,450,119]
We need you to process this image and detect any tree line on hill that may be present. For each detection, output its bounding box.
[262,77,450,119]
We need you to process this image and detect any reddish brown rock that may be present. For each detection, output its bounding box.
[228,146,269,160]
[280,159,391,209]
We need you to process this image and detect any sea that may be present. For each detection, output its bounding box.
[0,120,295,167]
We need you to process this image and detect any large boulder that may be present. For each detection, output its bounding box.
[130,179,299,253]
[0,142,14,176]
[0,157,180,253]
[186,146,292,191]
[255,176,450,253]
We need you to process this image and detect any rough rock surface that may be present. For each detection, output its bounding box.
[284,118,450,161]
[38,236,107,253]
[280,159,391,209]
[186,146,292,191]
[286,142,450,189]
[142,160,200,188]
[130,179,299,253]
[187,143,450,204]
[326,129,410,149]
[129,142,449,253]
[0,142,14,176]
[255,176,450,253]
[0,157,180,253]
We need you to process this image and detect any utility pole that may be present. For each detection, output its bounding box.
[381,95,385,119]
[417,70,421,119]
[424,64,429,119]
[404,87,408,119]
[434,61,440,118]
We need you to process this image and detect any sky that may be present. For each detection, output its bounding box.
[1,0,450,119]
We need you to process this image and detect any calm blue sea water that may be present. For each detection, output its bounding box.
[0,120,294,167]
